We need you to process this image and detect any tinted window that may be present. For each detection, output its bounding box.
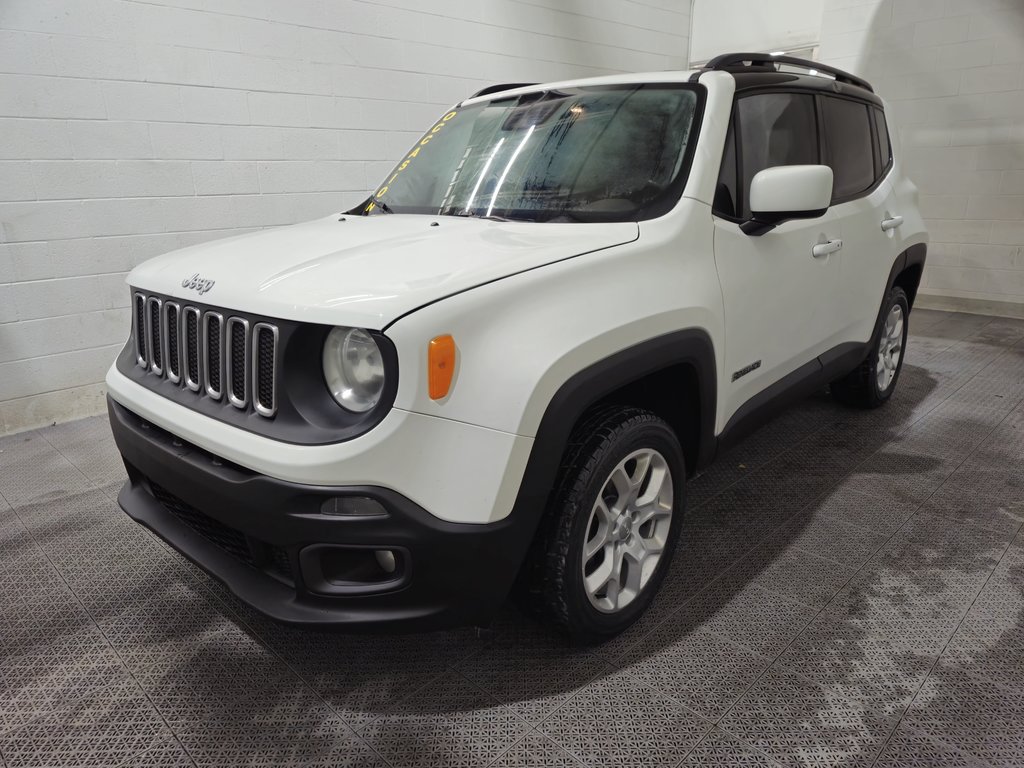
[873,108,891,174]
[822,97,874,200]
[713,118,738,218]
[736,93,818,219]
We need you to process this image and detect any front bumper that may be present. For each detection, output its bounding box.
[108,397,531,631]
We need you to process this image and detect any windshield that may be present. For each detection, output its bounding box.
[355,84,701,223]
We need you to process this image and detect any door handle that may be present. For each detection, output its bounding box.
[812,239,843,258]
[881,215,904,231]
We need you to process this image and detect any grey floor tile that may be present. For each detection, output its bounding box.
[812,486,920,536]
[616,623,772,721]
[899,666,1024,767]
[457,616,606,726]
[115,735,194,767]
[833,449,958,506]
[488,733,583,767]
[873,724,987,768]
[940,462,1024,504]
[725,539,857,610]
[253,624,488,732]
[537,664,713,768]
[719,666,902,768]
[176,717,385,767]
[765,509,890,568]
[359,671,529,768]
[632,579,816,662]
[920,481,1024,535]
[0,683,171,768]
[680,728,784,767]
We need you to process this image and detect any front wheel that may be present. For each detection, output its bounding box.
[523,407,686,644]
[832,285,909,408]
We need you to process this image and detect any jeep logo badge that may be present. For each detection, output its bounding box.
[181,274,215,295]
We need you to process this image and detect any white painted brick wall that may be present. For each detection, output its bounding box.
[0,0,692,435]
[818,0,1024,312]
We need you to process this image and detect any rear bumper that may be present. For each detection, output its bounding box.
[108,397,531,631]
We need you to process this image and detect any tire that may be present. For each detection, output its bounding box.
[522,406,686,644]
[831,285,909,409]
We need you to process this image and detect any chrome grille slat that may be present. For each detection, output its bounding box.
[133,293,147,368]
[203,311,224,400]
[226,317,249,409]
[146,296,163,375]
[253,323,278,417]
[132,291,278,419]
[164,302,181,384]
[183,306,202,392]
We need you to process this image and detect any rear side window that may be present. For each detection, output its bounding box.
[822,97,874,201]
[734,93,819,219]
[873,107,891,176]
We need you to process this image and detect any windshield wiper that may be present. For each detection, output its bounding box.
[450,211,530,223]
[375,200,396,214]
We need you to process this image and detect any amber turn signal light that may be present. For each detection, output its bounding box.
[428,335,456,400]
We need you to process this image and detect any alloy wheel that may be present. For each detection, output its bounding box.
[581,448,674,613]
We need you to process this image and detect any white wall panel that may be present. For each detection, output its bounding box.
[819,0,1024,312]
[0,0,693,434]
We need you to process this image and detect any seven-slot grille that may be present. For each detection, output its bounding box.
[133,291,278,417]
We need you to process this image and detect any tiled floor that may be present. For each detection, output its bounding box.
[2,308,1024,767]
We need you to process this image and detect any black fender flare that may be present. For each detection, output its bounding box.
[499,328,717,584]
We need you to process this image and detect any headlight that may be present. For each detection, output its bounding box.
[322,327,386,412]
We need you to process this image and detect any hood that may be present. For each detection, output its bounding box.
[127,214,639,328]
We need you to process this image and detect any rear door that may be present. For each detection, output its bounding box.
[712,91,844,426]
[819,96,901,344]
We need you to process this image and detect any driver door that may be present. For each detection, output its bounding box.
[712,91,843,427]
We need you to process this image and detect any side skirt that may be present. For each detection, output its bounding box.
[714,340,869,457]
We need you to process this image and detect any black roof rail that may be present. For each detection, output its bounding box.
[703,52,873,93]
[468,82,539,99]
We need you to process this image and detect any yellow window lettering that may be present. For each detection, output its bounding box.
[376,186,388,197]
[419,136,432,146]
[398,160,410,171]
[388,173,399,184]
[442,111,457,121]
[409,147,421,158]
[430,124,444,134]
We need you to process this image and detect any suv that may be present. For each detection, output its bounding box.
[107,53,926,643]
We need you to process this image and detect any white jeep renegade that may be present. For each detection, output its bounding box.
[107,54,927,643]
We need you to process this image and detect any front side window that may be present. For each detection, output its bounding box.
[822,96,875,201]
[735,93,819,219]
[356,85,701,223]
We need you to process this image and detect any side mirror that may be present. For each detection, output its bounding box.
[741,165,834,236]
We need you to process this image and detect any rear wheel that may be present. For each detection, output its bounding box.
[832,286,909,408]
[523,407,686,644]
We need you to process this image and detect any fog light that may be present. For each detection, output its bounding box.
[375,549,396,574]
[320,496,387,517]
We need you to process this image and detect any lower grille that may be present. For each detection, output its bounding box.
[149,482,293,584]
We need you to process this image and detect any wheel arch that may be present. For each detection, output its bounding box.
[500,328,717,590]
[889,242,927,309]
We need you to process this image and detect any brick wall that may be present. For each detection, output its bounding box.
[0,0,692,434]
[818,0,1024,315]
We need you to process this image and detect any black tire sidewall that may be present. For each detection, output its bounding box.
[560,419,686,641]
